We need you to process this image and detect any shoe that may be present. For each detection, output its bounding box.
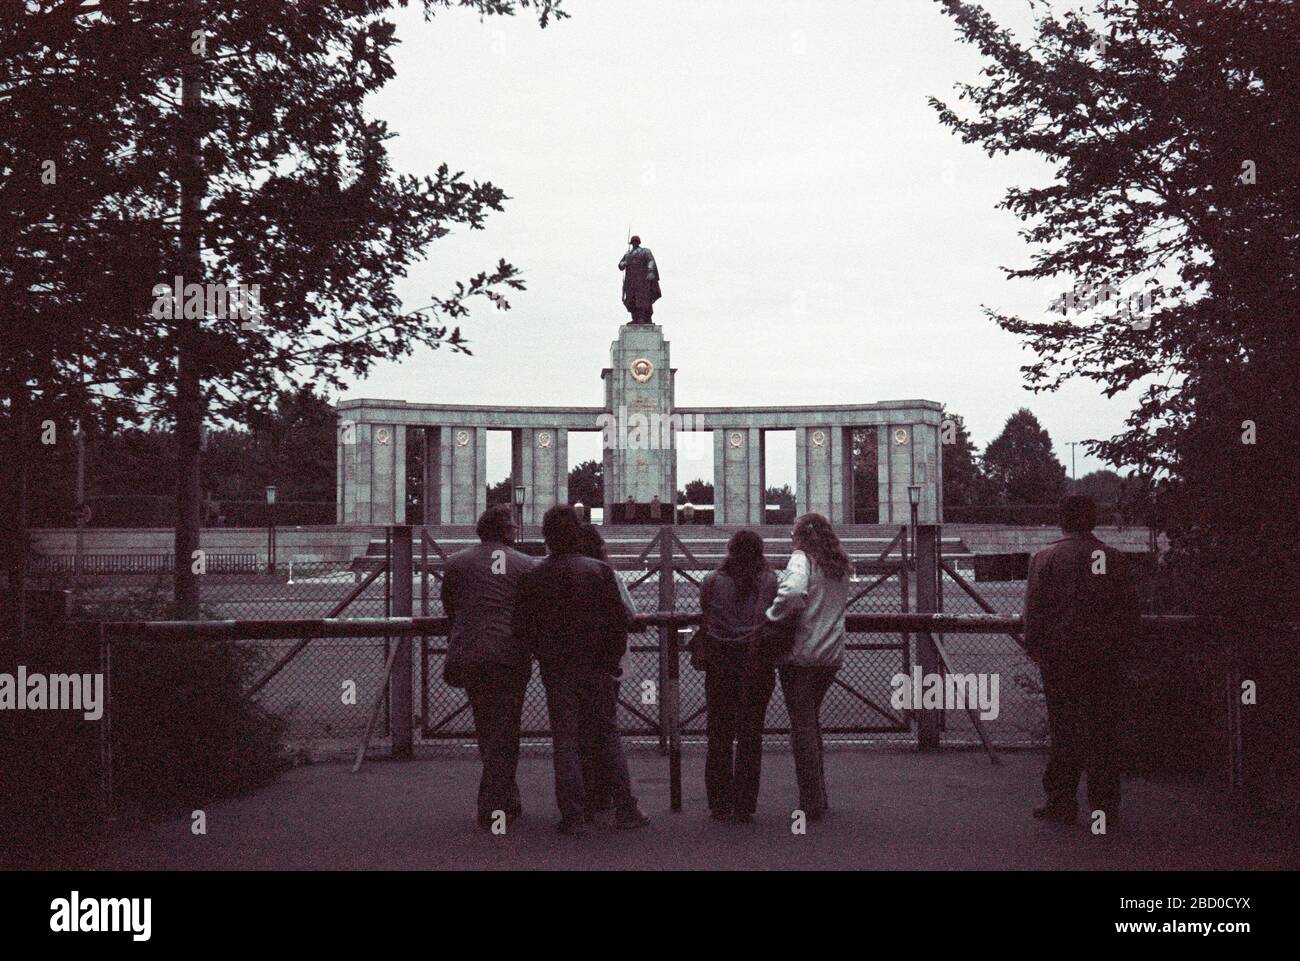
[730,812,754,824]
[556,817,587,836]
[710,810,732,822]
[805,807,825,822]
[614,807,650,830]
[1032,804,1078,824]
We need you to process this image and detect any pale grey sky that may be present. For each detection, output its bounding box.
[345,0,1135,488]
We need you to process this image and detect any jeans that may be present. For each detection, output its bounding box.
[705,648,776,815]
[778,664,838,814]
[541,664,637,821]
[462,661,531,823]
[1040,657,1121,814]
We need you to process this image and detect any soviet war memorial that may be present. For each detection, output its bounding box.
[1,0,1297,945]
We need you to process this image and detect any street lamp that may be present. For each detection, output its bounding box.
[574,501,585,522]
[513,484,527,533]
[265,485,278,575]
[907,484,922,563]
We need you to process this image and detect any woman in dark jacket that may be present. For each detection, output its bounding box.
[699,530,780,823]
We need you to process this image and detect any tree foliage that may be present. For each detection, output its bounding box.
[932,0,1298,620]
[981,408,1068,505]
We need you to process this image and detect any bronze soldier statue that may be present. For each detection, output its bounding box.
[618,235,661,325]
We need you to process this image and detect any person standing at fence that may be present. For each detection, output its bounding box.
[441,505,537,831]
[576,522,639,820]
[768,513,851,822]
[1024,494,1139,828]
[513,505,650,834]
[699,530,780,823]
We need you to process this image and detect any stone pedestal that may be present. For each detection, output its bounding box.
[602,324,675,520]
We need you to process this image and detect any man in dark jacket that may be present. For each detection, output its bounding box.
[1024,495,1141,827]
[441,505,537,830]
[513,505,649,833]
[618,235,661,325]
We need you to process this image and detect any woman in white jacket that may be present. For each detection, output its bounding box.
[766,513,851,820]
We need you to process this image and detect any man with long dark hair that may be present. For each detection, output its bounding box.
[513,506,649,834]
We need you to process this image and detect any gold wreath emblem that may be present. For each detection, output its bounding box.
[894,428,909,445]
[455,430,470,447]
[630,358,654,383]
[811,430,826,448]
[537,431,552,448]
[375,428,391,445]
[729,431,743,448]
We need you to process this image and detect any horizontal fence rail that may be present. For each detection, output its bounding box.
[93,612,1215,641]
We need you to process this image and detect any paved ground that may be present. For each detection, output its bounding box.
[74,746,1296,871]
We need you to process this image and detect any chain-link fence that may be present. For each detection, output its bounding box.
[32,528,1143,749]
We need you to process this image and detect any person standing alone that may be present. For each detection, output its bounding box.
[1024,495,1140,828]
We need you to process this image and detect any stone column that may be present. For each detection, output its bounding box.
[337,417,352,523]
[369,423,401,525]
[712,428,727,524]
[421,427,450,526]
[604,324,674,518]
[886,423,916,526]
[830,426,846,524]
[799,426,833,519]
[794,427,809,517]
[877,424,893,525]
[514,427,564,524]
[748,426,763,525]
[448,427,482,525]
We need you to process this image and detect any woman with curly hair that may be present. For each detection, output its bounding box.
[765,512,851,821]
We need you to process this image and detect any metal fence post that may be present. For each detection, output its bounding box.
[657,532,675,760]
[389,525,414,758]
[663,535,683,812]
[915,524,940,752]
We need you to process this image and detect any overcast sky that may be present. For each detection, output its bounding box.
[344,0,1135,488]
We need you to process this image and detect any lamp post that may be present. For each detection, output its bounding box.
[265,485,277,575]
[574,501,585,522]
[907,484,922,565]
[513,484,527,534]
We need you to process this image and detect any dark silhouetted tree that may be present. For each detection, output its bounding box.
[980,409,1067,505]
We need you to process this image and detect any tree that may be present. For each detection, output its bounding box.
[939,412,986,507]
[1,1,567,616]
[486,477,511,507]
[932,0,1298,621]
[678,479,714,505]
[567,459,602,508]
[765,484,795,510]
[850,426,879,522]
[980,409,1068,505]
[1074,469,1123,505]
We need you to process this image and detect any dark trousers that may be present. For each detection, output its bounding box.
[580,669,623,814]
[705,649,775,815]
[1041,658,1121,814]
[462,661,531,823]
[541,664,637,821]
[778,664,838,814]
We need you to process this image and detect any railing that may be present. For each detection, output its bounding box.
[91,610,1240,814]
